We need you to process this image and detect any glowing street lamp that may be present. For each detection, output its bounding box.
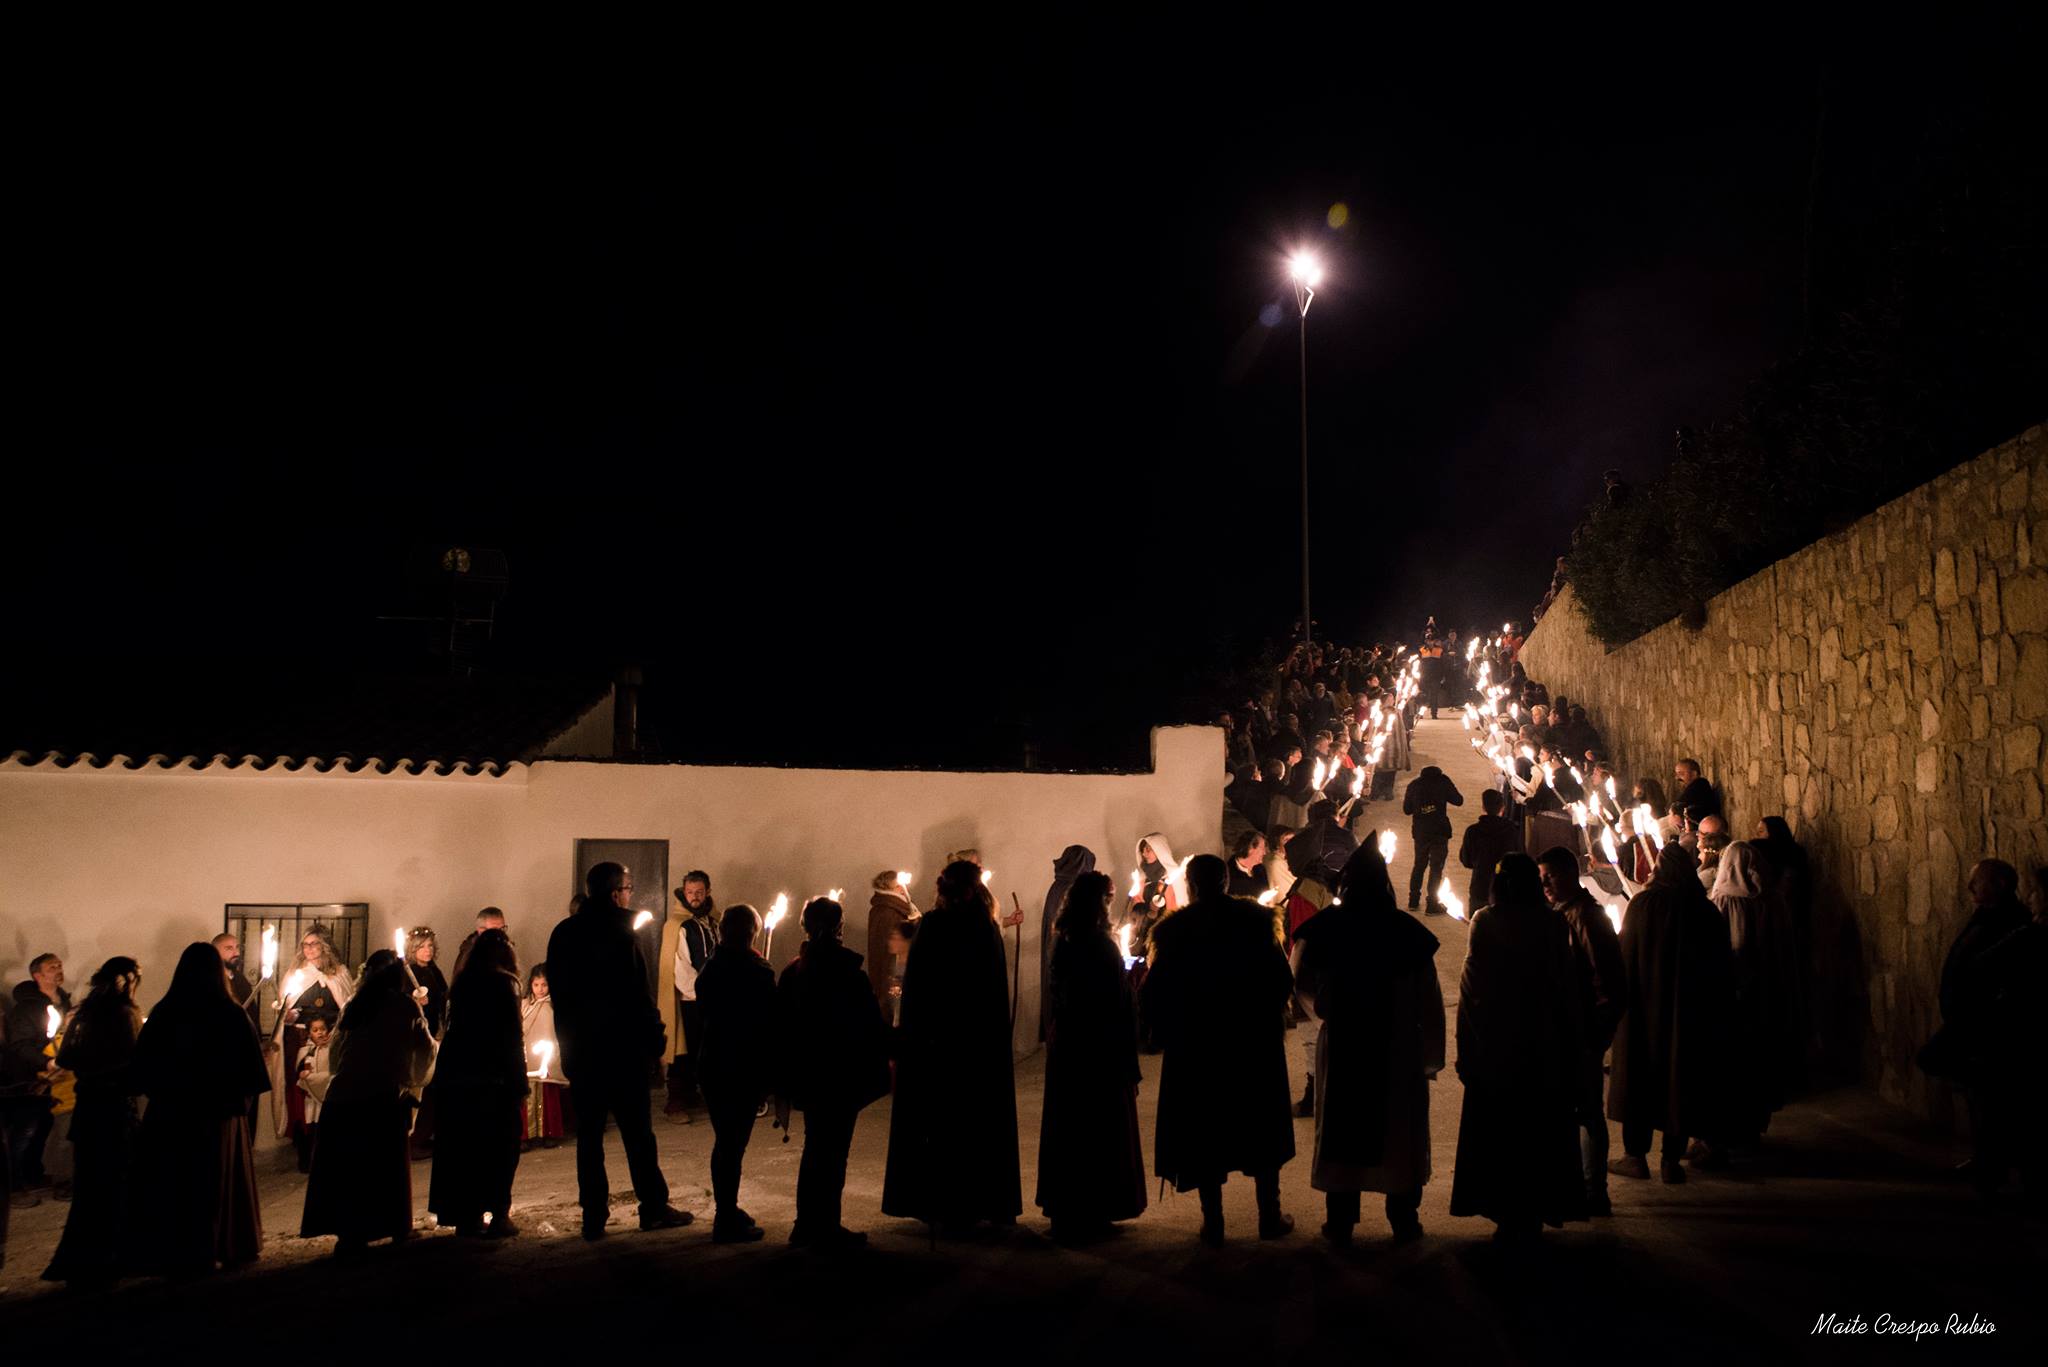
[1287,249,1323,652]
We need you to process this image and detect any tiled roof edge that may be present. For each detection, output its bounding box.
[3,750,523,777]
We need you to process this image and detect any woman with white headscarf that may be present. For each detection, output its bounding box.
[1710,841,1801,1141]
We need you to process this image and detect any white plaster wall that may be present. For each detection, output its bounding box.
[0,726,1221,1058]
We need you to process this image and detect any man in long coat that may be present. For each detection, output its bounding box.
[546,864,691,1238]
[1292,845,1443,1244]
[1607,843,1735,1182]
[1142,854,1296,1245]
[881,862,1022,1229]
[1451,854,1587,1243]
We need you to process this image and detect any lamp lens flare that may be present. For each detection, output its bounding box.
[1288,252,1323,288]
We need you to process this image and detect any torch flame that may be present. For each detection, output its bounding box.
[765,893,789,934]
[1257,889,1279,907]
[1311,758,1328,792]
[1378,830,1398,863]
[828,887,844,904]
[1466,638,1479,661]
[896,870,912,890]
[394,926,407,958]
[1600,828,1620,864]
[532,1039,554,1080]
[1438,878,1466,922]
[1118,923,1133,961]
[631,910,655,931]
[980,869,994,886]
[1128,870,1143,900]
[46,1005,60,1039]
[1605,902,1625,935]
[260,924,277,983]
[1604,777,1618,802]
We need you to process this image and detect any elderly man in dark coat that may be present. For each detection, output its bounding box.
[1142,854,1297,1245]
[1607,843,1735,1183]
[882,861,1022,1231]
[1451,854,1587,1244]
[545,863,691,1239]
[1292,844,1443,1245]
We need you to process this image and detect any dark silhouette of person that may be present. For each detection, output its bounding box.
[776,896,892,1247]
[1450,854,1588,1245]
[545,862,692,1239]
[1292,846,1443,1245]
[882,861,1023,1232]
[427,930,527,1237]
[1142,854,1296,1245]
[1403,765,1465,914]
[300,950,434,1254]
[1038,845,1097,1043]
[1036,870,1146,1240]
[133,942,271,1274]
[696,904,777,1242]
[43,957,143,1286]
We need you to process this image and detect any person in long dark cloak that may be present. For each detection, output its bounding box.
[1037,845,1096,1044]
[1293,845,1443,1245]
[776,898,892,1248]
[132,942,270,1276]
[1036,871,1146,1240]
[1142,854,1296,1245]
[1450,854,1586,1243]
[696,905,776,1243]
[1537,847,1627,1216]
[1711,841,1802,1143]
[428,931,527,1237]
[1607,843,1735,1183]
[882,860,1022,1230]
[1927,859,2034,1199]
[1752,814,1814,1093]
[301,950,435,1254]
[43,957,143,1285]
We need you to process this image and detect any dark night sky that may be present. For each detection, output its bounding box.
[9,22,2028,766]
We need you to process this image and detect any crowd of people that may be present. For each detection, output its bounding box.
[2,616,2042,1285]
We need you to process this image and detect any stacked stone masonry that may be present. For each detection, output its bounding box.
[1520,424,2046,1123]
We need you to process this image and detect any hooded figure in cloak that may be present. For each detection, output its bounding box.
[1038,845,1097,1043]
[1711,840,1803,1139]
[1449,854,1587,1243]
[1143,854,1296,1245]
[1035,870,1145,1238]
[428,931,528,1238]
[1292,844,1443,1245]
[301,950,436,1253]
[1607,843,1735,1181]
[881,860,1023,1230]
[43,956,143,1286]
[1129,833,1184,957]
[132,942,270,1276]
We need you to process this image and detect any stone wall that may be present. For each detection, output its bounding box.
[1519,424,2047,1120]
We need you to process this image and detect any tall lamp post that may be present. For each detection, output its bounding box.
[1288,251,1322,654]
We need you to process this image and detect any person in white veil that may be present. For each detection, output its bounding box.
[1129,833,1185,955]
[1710,841,1800,1144]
